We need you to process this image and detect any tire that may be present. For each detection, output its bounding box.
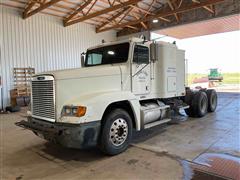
[99,108,132,155]
[206,89,217,112]
[192,91,208,117]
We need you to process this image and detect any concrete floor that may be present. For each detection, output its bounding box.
[0,92,239,180]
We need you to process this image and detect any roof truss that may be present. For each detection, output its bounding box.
[96,6,131,32]
[97,0,225,33]
[8,0,228,35]
[63,0,93,24]
[64,0,142,27]
[23,0,62,19]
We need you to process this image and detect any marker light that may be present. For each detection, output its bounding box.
[75,106,87,117]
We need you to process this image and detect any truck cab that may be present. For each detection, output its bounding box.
[16,37,218,155]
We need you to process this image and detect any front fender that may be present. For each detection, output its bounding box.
[58,91,140,129]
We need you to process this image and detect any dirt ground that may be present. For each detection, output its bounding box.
[0,92,239,180]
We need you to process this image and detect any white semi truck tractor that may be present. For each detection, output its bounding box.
[16,37,217,155]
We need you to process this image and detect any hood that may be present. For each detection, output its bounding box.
[37,65,121,80]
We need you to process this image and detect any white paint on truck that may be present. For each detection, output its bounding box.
[17,37,216,155]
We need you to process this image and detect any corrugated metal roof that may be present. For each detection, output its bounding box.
[154,14,240,39]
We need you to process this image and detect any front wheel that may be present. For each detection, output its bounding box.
[99,108,132,155]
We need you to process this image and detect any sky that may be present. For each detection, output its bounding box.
[151,30,240,74]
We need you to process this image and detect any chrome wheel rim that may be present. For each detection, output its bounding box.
[109,118,128,146]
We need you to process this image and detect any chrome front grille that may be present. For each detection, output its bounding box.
[31,76,55,121]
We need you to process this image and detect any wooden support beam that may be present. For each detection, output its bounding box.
[192,0,215,14]
[140,22,148,30]
[126,25,139,30]
[158,17,171,22]
[97,0,225,33]
[23,2,36,18]
[132,9,148,30]
[96,7,130,32]
[64,0,93,23]
[142,0,155,18]
[108,0,116,6]
[167,0,179,22]
[127,0,154,31]
[108,0,112,6]
[23,0,62,19]
[177,0,183,9]
[64,0,141,27]
[85,0,97,15]
[61,0,157,23]
[117,7,133,24]
[203,6,215,14]
[130,4,153,15]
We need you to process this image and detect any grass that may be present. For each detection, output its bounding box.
[187,73,240,85]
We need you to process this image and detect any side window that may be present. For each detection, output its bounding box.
[133,45,149,64]
[87,53,103,65]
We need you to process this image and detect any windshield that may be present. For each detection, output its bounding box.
[85,43,129,66]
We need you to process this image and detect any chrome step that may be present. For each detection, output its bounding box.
[144,118,171,129]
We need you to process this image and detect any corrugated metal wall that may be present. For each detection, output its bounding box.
[0,6,116,108]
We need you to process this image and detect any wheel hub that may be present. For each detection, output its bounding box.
[109,118,128,146]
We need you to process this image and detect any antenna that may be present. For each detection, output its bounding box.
[151,35,168,41]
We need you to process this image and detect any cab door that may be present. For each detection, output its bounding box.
[131,45,151,95]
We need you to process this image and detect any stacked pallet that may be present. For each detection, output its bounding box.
[10,67,35,106]
[14,68,35,96]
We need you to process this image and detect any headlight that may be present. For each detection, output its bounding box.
[65,107,72,115]
[62,106,87,117]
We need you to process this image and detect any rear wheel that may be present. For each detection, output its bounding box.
[99,108,132,155]
[206,89,217,112]
[192,91,208,117]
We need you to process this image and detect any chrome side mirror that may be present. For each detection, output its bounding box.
[81,52,85,67]
[150,43,157,62]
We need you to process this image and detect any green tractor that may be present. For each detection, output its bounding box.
[208,68,223,82]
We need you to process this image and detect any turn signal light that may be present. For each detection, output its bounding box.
[75,106,87,117]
